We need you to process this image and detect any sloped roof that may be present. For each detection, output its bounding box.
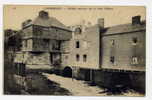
[32,16,71,31]
[102,21,146,35]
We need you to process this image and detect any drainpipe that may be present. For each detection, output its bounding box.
[90,69,92,82]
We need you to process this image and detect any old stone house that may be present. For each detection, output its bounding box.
[13,11,145,91]
[14,10,72,71]
[63,16,145,91]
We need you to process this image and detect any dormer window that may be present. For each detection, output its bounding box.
[39,10,49,19]
[74,27,82,35]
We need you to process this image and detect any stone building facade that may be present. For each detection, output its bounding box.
[13,11,145,91]
[14,10,72,71]
[66,16,145,71]
[64,16,145,91]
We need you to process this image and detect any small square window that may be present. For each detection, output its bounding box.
[132,57,138,64]
[83,54,87,62]
[110,56,115,63]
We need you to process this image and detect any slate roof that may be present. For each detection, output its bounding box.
[23,16,71,31]
[102,21,146,35]
[32,16,70,31]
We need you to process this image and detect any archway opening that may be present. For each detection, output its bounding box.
[63,67,72,77]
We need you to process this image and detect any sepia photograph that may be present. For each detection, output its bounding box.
[3,5,146,96]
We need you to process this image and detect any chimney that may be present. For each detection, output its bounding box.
[132,15,141,25]
[22,19,32,28]
[97,18,104,28]
[39,10,49,18]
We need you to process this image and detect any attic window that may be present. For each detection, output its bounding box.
[39,10,49,18]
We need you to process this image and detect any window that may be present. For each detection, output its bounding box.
[83,54,87,62]
[74,27,82,35]
[132,37,138,45]
[43,39,49,43]
[111,40,115,45]
[33,25,43,36]
[43,39,49,48]
[110,56,115,64]
[132,57,138,64]
[52,41,61,50]
[76,41,80,48]
[76,54,80,62]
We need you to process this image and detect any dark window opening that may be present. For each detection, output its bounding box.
[50,53,61,66]
[110,56,115,63]
[63,67,72,77]
[52,41,61,50]
[76,41,80,48]
[83,54,87,62]
[76,54,80,62]
[15,63,26,76]
[132,37,138,45]
[43,39,49,48]
[74,27,82,35]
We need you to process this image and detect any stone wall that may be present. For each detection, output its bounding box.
[26,52,50,65]
[101,31,145,71]
[68,25,100,69]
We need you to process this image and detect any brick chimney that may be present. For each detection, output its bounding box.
[132,15,141,25]
[39,10,49,18]
[97,18,104,28]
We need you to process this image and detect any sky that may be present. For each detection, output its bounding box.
[3,5,146,30]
